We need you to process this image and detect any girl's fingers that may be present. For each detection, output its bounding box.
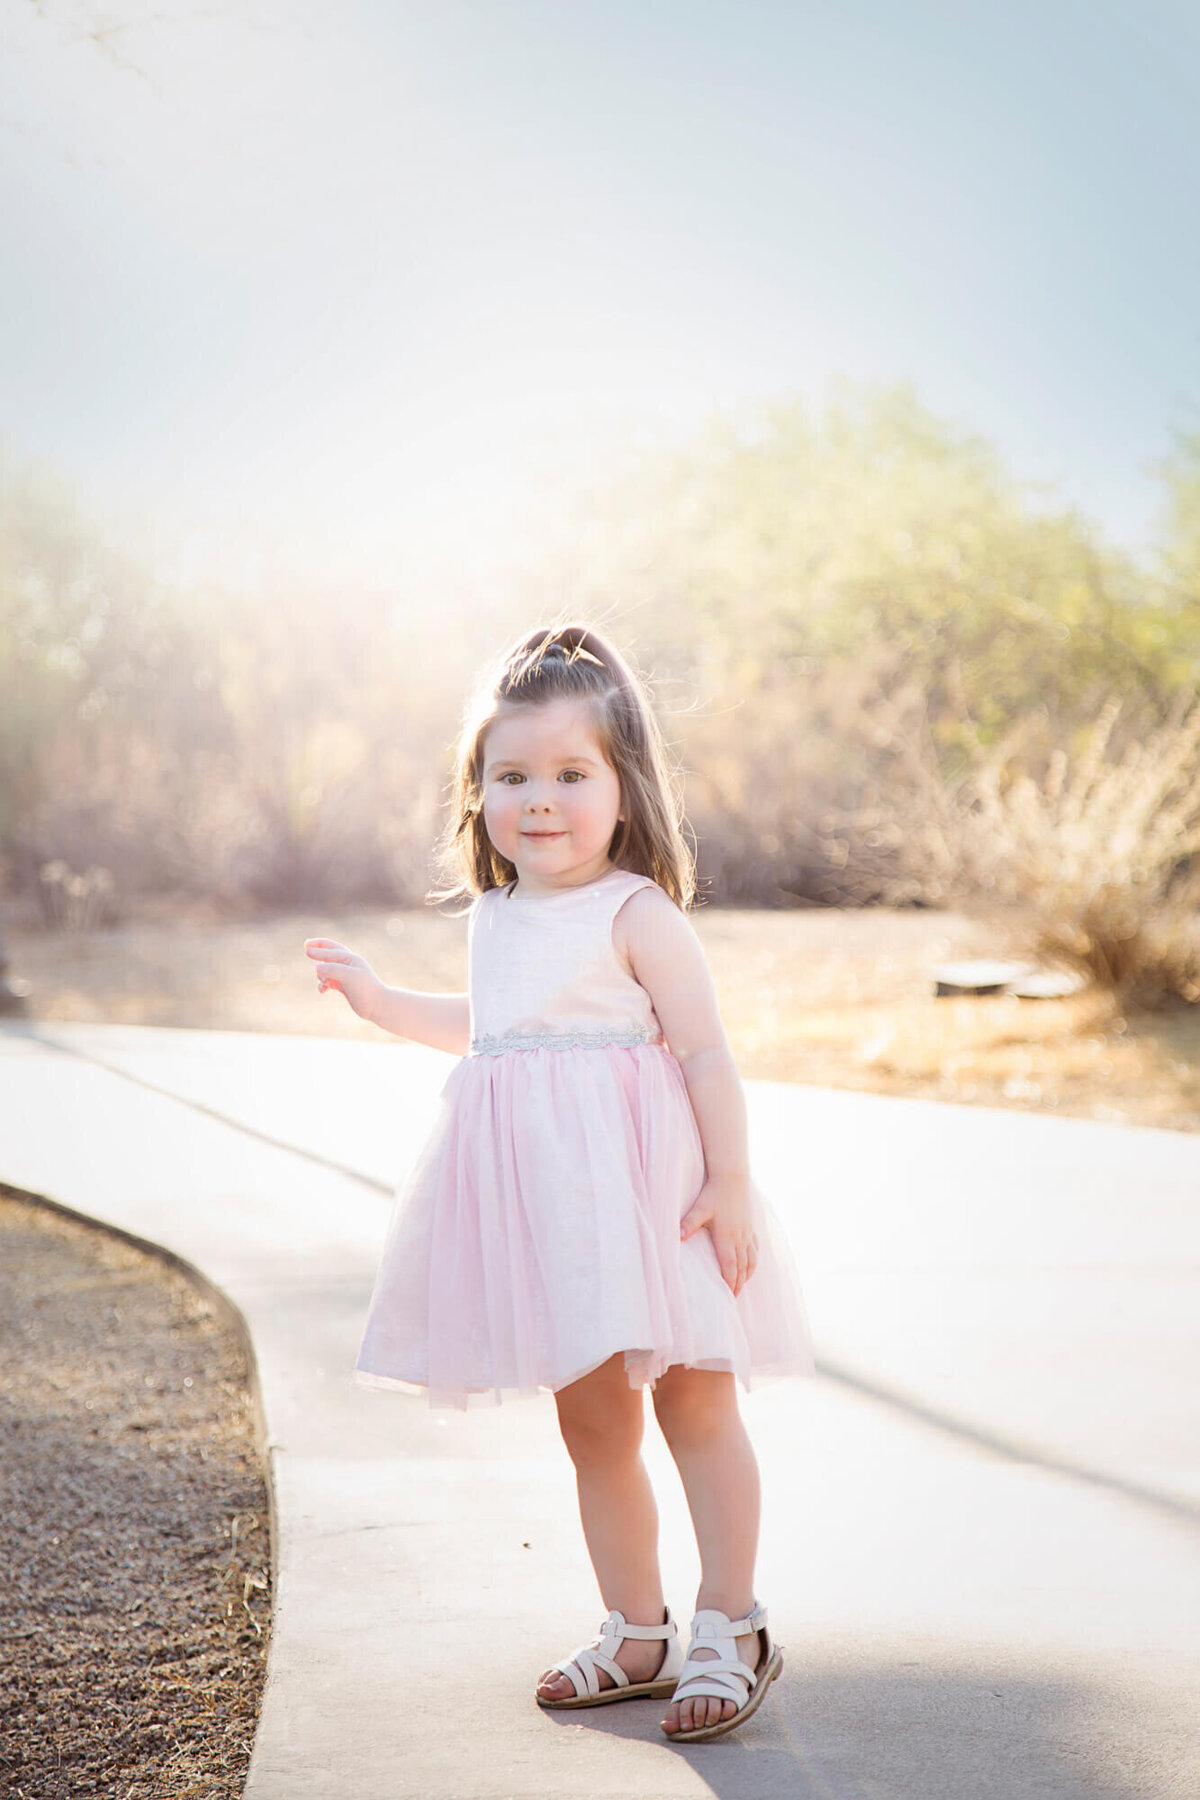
[714,1233,755,1295]
[719,1246,740,1291]
[680,1203,710,1241]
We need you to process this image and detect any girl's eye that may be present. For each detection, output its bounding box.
[499,770,585,784]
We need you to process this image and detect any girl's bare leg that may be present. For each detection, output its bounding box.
[536,1352,671,1700]
[651,1365,764,1735]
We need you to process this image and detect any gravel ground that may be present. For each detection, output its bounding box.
[0,1186,271,1800]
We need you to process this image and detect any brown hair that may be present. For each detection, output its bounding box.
[429,621,697,911]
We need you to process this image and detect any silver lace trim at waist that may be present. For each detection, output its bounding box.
[469,1026,664,1055]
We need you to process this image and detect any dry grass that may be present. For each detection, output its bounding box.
[6,896,1199,1133]
[959,698,1200,1005]
[856,690,1200,1008]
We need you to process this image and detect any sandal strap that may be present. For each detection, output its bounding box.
[553,1607,679,1699]
[669,1602,770,1708]
[613,1614,678,1641]
[594,1607,676,1646]
[672,1674,755,1706]
[673,1653,759,1704]
[690,1601,768,1640]
[554,1646,626,1698]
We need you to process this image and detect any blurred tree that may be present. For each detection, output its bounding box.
[0,453,456,909]
[1156,424,1200,678]
[0,458,205,896]
[528,382,1195,900]
[549,382,1180,749]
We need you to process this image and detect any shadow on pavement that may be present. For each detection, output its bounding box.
[544,1659,1178,1800]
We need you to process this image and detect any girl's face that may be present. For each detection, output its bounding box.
[480,698,625,892]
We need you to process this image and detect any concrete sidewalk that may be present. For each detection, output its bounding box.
[2,1018,1198,1800]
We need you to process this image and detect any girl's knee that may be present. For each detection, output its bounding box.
[651,1365,737,1446]
[554,1356,644,1467]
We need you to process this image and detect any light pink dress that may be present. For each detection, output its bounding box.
[353,866,817,1410]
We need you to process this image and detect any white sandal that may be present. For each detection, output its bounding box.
[663,1600,783,1742]
[536,1606,684,1709]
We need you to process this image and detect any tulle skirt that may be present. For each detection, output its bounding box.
[353,1041,817,1410]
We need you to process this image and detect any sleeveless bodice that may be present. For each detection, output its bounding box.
[467,867,666,1055]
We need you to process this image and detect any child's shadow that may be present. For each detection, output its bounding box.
[543,1658,1161,1800]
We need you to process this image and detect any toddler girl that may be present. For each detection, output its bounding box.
[304,623,816,1742]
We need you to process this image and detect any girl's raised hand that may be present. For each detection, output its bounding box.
[304,938,385,1026]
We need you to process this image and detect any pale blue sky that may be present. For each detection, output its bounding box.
[2,0,1198,582]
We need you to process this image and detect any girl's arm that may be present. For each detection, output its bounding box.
[614,890,759,1297]
[304,938,470,1056]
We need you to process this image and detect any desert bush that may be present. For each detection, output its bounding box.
[36,860,119,930]
[858,691,1200,1005]
[675,639,951,906]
